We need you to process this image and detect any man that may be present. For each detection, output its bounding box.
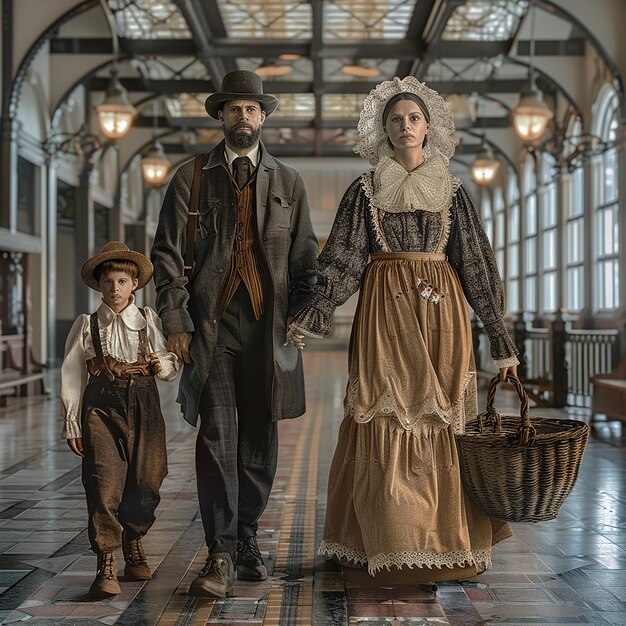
[151,70,318,598]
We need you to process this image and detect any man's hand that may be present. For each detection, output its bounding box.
[284,316,305,350]
[499,363,518,382]
[168,332,193,363]
[67,437,84,457]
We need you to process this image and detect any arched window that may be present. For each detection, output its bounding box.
[562,115,585,313]
[592,84,620,310]
[522,155,538,313]
[507,172,520,312]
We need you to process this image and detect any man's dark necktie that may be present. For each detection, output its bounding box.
[232,156,251,189]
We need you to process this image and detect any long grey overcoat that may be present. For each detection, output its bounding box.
[151,140,319,426]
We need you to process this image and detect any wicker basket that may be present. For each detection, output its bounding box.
[456,374,588,522]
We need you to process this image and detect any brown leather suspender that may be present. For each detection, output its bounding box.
[90,312,115,382]
[184,154,205,277]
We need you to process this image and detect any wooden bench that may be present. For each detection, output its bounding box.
[591,353,626,422]
[0,333,48,407]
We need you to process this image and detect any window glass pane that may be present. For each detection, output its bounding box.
[508,279,519,312]
[111,0,192,38]
[524,236,536,273]
[218,0,312,39]
[523,159,536,195]
[525,194,537,235]
[541,154,556,185]
[543,184,557,228]
[495,213,505,249]
[496,250,504,271]
[569,168,584,218]
[542,229,557,269]
[597,205,618,256]
[324,0,417,40]
[507,242,519,278]
[542,272,556,312]
[567,218,583,264]
[442,0,527,41]
[598,259,619,309]
[566,267,583,312]
[493,187,504,210]
[604,149,618,202]
[509,204,520,242]
[524,275,536,311]
[508,174,519,204]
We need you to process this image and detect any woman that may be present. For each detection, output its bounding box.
[289,77,519,581]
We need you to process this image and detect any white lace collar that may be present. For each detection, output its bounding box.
[97,296,146,331]
[370,153,452,214]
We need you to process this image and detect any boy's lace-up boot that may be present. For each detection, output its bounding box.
[188,552,234,598]
[89,552,120,599]
[236,536,268,581]
[122,530,152,580]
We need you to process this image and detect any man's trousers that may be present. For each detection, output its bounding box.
[196,284,278,559]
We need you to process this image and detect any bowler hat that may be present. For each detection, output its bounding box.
[205,70,279,119]
[80,241,154,291]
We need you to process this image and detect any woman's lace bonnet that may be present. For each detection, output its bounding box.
[354,76,457,166]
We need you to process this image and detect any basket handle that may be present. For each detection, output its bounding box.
[484,374,536,445]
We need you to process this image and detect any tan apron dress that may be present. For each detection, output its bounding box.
[319,252,511,578]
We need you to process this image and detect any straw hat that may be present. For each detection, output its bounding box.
[80,241,154,291]
[205,70,279,119]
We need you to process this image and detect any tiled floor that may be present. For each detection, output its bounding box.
[0,350,625,625]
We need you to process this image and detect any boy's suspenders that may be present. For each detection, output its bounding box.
[90,310,150,382]
[90,313,115,382]
[183,154,205,278]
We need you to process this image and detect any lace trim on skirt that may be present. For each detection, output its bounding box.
[319,540,492,576]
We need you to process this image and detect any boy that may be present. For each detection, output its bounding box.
[60,241,179,599]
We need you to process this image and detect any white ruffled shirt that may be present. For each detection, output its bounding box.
[60,297,180,439]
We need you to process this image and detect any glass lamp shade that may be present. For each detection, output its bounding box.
[512,88,554,141]
[141,142,170,185]
[96,106,136,139]
[471,151,500,186]
[95,71,137,139]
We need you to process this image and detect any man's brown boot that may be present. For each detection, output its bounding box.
[236,536,268,581]
[122,530,152,581]
[88,552,120,599]
[188,552,234,598]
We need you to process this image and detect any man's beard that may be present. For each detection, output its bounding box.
[224,123,262,149]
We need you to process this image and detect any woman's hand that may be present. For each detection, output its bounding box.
[67,437,84,457]
[285,316,305,350]
[499,363,518,382]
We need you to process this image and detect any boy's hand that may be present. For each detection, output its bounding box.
[149,352,162,374]
[67,437,84,457]
[168,332,192,363]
